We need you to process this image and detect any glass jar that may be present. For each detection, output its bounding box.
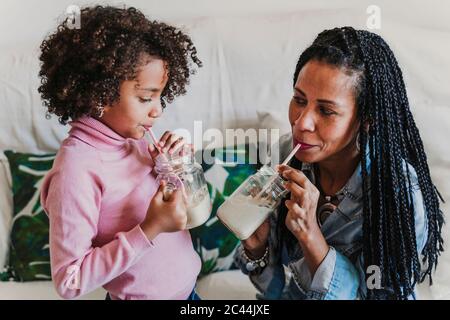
[154,146,211,229]
[217,165,288,240]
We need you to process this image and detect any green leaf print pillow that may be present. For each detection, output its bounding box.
[190,144,260,276]
[1,151,54,282]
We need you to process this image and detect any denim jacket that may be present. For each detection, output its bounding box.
[234,134,428,300]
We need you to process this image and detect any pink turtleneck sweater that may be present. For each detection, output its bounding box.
[40,116,201,300]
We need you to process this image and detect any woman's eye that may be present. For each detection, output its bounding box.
[293,97,307,106]
[139,97,152,103]
[319,106,335,116]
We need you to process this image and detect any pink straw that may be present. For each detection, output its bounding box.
[146,128,163,154]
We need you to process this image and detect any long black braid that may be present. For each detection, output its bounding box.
[277,27,444,299]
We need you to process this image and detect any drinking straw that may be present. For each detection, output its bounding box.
[146,128,188,200]
[281,143,302,166]
[147,127,163,154]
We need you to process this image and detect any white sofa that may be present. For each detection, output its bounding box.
[1,0,450,300]
[0,271,258,300]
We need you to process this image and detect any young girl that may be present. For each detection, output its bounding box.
[38,6,203,300]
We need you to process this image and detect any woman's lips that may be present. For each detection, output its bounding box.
[299,144,314,151]
[293,138,317,151]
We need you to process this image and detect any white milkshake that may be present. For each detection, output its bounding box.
[186,187,212,229]
[216,146,300,240]
[217,194,273,240]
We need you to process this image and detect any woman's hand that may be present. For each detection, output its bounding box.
[278,164,321,242]
[278,164,329,275]
[140,180,188,241]
[241,219,270,259]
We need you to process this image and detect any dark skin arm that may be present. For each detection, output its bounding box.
[278,164,330,276]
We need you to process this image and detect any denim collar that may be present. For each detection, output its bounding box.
[300,156,367,203]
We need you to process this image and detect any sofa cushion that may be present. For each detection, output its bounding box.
[0,151,54,281]
[0,281,107,300]
[196,270,258,300]
[0,156,13,269]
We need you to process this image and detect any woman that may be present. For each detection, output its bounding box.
[235,27,444,300]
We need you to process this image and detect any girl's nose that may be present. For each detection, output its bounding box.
[149,100,163,118]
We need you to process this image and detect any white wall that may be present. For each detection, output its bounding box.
[1,0,449,150]
[1,0,449,46]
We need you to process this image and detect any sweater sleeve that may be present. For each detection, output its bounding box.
[41,168,154,299]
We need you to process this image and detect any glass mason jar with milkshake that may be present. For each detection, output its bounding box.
[147,129,211,229]
[217,144,301,240]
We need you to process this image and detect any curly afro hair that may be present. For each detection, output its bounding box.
[38,5,202,124]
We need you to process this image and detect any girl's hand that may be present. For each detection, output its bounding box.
[148,131,194,160]
[277,164,321,244]
[140,180,188,240]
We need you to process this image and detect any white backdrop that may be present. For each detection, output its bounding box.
[1,0,449,152]
[0,0,449,299]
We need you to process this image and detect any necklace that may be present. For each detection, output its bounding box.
[314,166,340,228]
[317,195,338,228]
